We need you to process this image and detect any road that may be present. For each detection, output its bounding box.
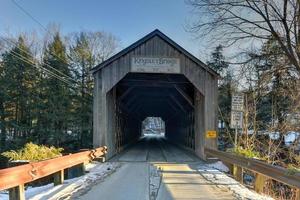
[79,135,234,200]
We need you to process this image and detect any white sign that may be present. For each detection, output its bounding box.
[230,111,243,129]
[131,57,180,73]
[231,93,244,111]
[230,93,244,129]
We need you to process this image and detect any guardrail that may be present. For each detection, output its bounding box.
[0,146,107,200]
[205,148,300,198]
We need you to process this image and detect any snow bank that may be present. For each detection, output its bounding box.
[0,162,120,200]
[207,161,229,172]
[198,162,274,200]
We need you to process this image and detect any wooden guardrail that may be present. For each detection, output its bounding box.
[205,148,300,197]
[0,146,107,200]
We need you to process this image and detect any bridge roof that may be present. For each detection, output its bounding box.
[90,29,219,76]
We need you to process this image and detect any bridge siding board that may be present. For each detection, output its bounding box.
[93,33,218,159]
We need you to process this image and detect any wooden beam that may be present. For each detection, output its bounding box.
[118,79,191,88]
[173,85,194,108]
[124,93,139,108]
[118,86,135,101]
[169,94,188,113]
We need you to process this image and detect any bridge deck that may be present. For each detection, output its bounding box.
[110,135,198,162]
[79,135,235,200]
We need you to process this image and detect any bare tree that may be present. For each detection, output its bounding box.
[187,0,300,73]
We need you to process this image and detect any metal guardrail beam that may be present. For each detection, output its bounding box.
[0,146,107,191]
[205,148,300,189]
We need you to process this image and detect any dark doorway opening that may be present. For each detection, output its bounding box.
[113,73,196,154]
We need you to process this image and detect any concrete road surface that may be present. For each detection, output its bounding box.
[79,135,234,200]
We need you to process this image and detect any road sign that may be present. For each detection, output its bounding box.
[231,93,244,111]
[230,111,243,129]
[206,130,217,138]
[230,93,244,129]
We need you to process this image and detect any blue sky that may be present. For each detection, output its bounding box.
[1,0,214,61]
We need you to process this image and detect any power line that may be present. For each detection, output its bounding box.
[11,0,83,67]
[8,0,93,101]
[11,0,48,32]
[1,37,77,84]
[10,51,74,86]
[2,41,94,103]
[6,48,94,101]
[2,51,94,103]
[2,44,75,86]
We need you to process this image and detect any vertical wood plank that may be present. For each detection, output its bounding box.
[233,165,243,183]
[295,188,300,200]
[53,169,64,186]
[80,162,87,175]
[254,173,267,194]
[9,184,25,200]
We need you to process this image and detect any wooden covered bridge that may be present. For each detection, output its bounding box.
[1,30,300,200]
[90,29,219,159]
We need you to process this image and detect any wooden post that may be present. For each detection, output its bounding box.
[295,188,300,200]
[95,156,106,163]
[9,184,25,200]
[254,173,267,194]
[233,165,243,183]
[223,162,234,174]
[53,170,64,186]
[80,162,87,175]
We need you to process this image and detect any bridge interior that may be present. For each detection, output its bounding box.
[111,73,196,157]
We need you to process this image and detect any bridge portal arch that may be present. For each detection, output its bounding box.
[91,29,218,159]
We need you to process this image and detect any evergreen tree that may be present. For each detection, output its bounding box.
[207,45,232,128]
[69,32,94,148]
[39,32,72,146]
[207,45,228,76]
[207,45,234,149]
[1,36,39,148]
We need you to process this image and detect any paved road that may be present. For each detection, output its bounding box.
[79,135,234,200]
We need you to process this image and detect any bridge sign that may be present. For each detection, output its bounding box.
[131,57,180,73]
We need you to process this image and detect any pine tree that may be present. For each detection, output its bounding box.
[1,36,39,148]
[69,32,94,148]
[39,32,72,146]
[207,45,232,127]
[207,45,228,76]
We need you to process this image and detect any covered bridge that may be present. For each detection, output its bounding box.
[91,29,218,159]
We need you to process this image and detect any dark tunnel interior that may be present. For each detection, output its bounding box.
[111,73,196,153]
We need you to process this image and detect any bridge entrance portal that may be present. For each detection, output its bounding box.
[91,30,218,159]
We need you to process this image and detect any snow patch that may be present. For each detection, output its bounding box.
[198,163,274,200]
[0,162,120,200]
[149,164,162,200]
[207,161,229,173]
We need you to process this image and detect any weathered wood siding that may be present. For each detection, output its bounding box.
[93,35,218,159]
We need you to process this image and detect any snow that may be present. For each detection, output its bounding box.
[198,162,274,200]
[285,131,300,146]
[0,161,120,200]
[207,161,229,172]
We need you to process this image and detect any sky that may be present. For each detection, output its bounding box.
[0,0,215,61]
